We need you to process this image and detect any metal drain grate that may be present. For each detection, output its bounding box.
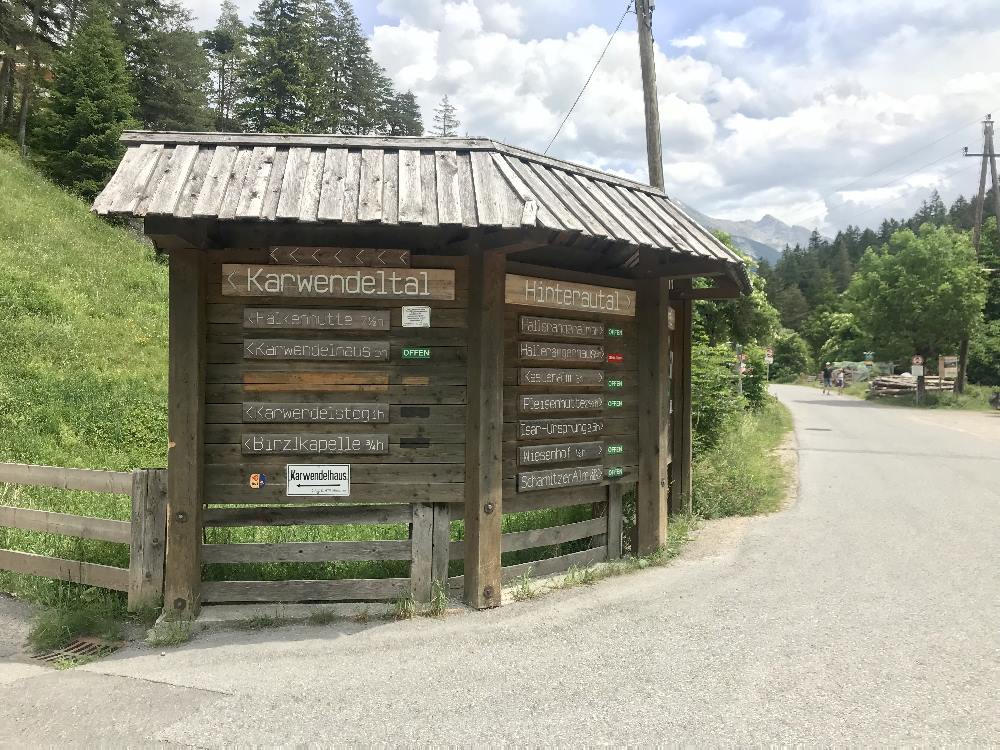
[33,637,123,666]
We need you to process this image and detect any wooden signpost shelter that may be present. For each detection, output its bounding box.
[93,132,748,616]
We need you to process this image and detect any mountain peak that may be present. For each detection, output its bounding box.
[678,201,820,264]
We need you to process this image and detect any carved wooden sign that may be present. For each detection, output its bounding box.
[505,274,635,317]
[518,418,605,439]
[243,339,390,361]
[520,394,604,413]
[519,316,605,340]
[243,402,389,423]
[242,434,390,455]
[518,441,605,466]
[223,265,455,300]
[518,465,605,492]
[519,368,604,386]
[269,247,410,267]
[518,341,605,363]
[243,308,390,331]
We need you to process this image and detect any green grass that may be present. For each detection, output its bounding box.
[692,397,793,519]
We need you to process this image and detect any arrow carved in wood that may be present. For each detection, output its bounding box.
[227,272,239,291]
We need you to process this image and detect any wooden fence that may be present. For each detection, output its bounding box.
[0,464,167,611]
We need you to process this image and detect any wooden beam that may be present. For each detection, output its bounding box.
[464,247,505,609]
[0,463,131,494]
[163,248,206,619]
[128,469,167,612]
[669,284,693,515]
[636,276,670,555]
[0,505,129,544]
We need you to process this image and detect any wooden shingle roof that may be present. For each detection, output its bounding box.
[93,131,747,285]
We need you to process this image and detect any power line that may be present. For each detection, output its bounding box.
[544,1,634,155]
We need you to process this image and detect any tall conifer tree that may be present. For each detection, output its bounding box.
[239,0,309,131]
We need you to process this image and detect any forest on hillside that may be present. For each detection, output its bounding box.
[0,0,430,196]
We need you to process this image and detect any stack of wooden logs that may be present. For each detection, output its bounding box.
[869,375,955,397]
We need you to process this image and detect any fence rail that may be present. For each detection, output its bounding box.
[0,464,167,611]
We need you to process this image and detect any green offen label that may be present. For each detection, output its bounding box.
[402,347,431,360]
[607,467,624,479]
[607,399,624,408]
[606,444,624,455]
[607,378,624,389]
[607,327,624,337]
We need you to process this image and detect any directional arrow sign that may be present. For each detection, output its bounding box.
[268,247,410,267]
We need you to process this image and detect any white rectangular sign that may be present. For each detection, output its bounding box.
[286,464,350,497]
[401,305,431,328]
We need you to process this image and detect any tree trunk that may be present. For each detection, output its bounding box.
[916,374,926,406]
[954,336,969,394]
[0,55,11,127]
[17,57,38,157]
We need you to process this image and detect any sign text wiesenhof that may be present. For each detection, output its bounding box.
[223,265,455,300]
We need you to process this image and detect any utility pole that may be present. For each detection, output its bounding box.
[956,114,1000,393]
[635,0,664,190]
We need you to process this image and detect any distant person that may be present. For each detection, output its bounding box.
[835,368,846,395]
[822,363,833,394]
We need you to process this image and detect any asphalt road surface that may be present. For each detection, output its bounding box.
[1,385,998,745]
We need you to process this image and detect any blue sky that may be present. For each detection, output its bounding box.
[182,1,999,233]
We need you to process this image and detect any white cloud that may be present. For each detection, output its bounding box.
[713,30,747,49]
[671,34,706,49]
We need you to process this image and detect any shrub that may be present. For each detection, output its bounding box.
[771,330,811,382]
[741,344,768,410]
[691,342,743,455]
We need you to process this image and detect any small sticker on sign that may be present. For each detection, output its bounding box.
[249,473,267,489]
[401,306,431,328]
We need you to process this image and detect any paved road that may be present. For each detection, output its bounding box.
[2,385,999,745]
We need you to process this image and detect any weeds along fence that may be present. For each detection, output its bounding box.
[0,463,166,611]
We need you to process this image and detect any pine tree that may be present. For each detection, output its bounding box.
[239,0,310,132]
[433,94,458,137]
[34,8,134,198]
[385,90,422,135]
[202,0,246,131]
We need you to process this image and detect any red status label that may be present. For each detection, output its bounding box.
[607,353,624,364]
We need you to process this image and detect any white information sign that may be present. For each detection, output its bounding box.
[765,347,774,365]
[911,365,925,377]
[401,305,431,328]
[286,464,350,496]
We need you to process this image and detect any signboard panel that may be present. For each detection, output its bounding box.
[518,441,605,466]
[518,418,605,440]
[243,402,389,424]
[517,465,605,492]
[286,465,350,497]
[505,274,635,317]
[243,308,390,331]
[518,341,605,363]
[242,434,389,455]
[520,394,604,413]
[519,316,605,340]
[223,265,455,300]
[519,368,605,386]
[269,247,410,267]
[243,339,390,361]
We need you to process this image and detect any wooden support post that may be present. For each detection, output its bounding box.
[464,248,505,609]
[128,469,168,612]
[607,483,625,560]
[669,290,694,516]
[410,503,433,603]
[163,249,206,619]
[431,504,451,589]
[636,276,670,555]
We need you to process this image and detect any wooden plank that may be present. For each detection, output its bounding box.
[410,503,433,602]
[207,442,464,464]
[164,248,206,618]
[241,433,389,455]
[221,264,456,301]
[490,153,538,226]
[517,341,605,364]
[431,503,451,585]
[357,148,384,222]
[504,484,607,514]
[93,146,143,213]
[456,152,479,227]
[0,505,129,543]
[470,150,504,226]
[243,308,390,331]
[519,315,605,340]
[519,368,604,386]
[192,146,238,217]
[0,464,132,494]
[216,148,254,220]
[0,549,128,591]
[505,274,636,317]
[207,423,468,445]
[342,149,362,224]
[435,150,462,225]
[203,505,412,527]
[134,146,175,217]
[398,149,423,223]
[276,146,313,219]
[242,339,390,362]
[173,147,215,218]
[297,148,327,223]
[464,249,505,609]
[201,578,409,603]
[382,150,399,225]
[501,546,606,582]
[636,276,670,555]
[529,163,611,238]
[520,394,604,413]
[204,483,464,505]
[517,464,605,493]
[202,539,411,564]
[505,516,606,553]
[517,417,605,440]
[207,463,464,486]
[266,248,410,267]
[420,151,439,225]
[261,148,289,220]
[508,157,583,232]
[242,402,389,424]
[669,295,693,515]
[235,146,276,219]
[243,371,390,385]
[128,469,167,611]
[607,482,626,559]
[518,441,604,466]
[146,144,200,216]
[317,148,348,221]
[110,144,164,214]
